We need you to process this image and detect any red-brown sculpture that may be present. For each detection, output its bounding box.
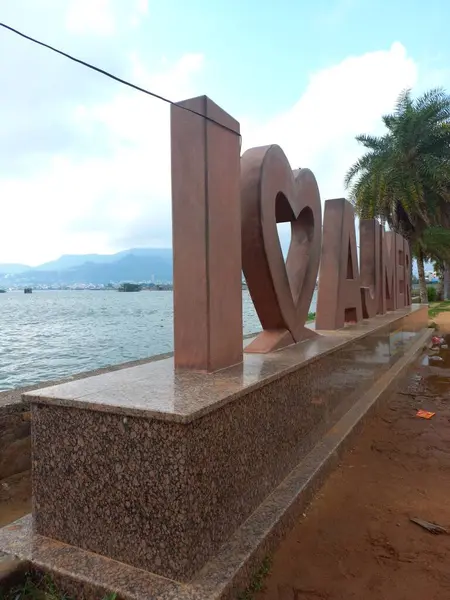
[315,198,362,330]
[395,233,406,309]
[404,238,412,306]
[383,231,396,312]
[171,96,243,372]
[241,145,322,353]
[360,219,384,318]
[170,95,413,368]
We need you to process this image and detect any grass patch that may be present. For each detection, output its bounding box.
[237,556,272,600]
[2,572,117,600]
[428,301,450,319]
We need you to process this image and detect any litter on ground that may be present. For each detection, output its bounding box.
[416,409,436,419]
[410,517,448,535]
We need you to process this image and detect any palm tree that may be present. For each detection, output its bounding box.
[345,88,450,303]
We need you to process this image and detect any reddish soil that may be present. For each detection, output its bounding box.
[257,328,450,600]
[0,470,31,528]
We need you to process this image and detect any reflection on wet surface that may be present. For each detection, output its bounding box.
[26,307,427,422]
[409,333,450,402]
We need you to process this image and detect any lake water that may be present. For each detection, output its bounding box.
[0,290,317,391]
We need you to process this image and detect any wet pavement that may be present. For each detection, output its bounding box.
[256,333,450,600]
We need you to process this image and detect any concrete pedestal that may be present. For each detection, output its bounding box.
[0,306,429,599]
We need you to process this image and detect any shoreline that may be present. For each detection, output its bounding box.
[0,331,262,413]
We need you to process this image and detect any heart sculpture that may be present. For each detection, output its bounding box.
[241,144,322,353]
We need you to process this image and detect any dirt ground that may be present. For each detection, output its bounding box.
[433,310,450,330]
[0,471,31,528]
[257,321,450,600]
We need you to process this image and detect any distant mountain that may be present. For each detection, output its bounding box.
[0,263,30,275]
[33,248,173,272]
[0,249,173,285]
[33,254,110,272]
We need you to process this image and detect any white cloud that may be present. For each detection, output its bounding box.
[66,0,149,34]
[242,43,417,248]
[0,49,204,265]
[0,37,423,266]
[242,42,417,201]
[316,0,360,28]
[130,0,149,27]
[66,0,116,36]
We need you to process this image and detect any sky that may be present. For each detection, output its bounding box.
[1,0,449,266]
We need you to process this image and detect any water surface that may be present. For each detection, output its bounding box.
[0,290,317,390]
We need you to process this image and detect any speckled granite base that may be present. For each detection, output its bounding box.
[27,307,428,581]
[12,307,429,583]
[0,324,431,599]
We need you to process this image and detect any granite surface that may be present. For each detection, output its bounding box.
[0,325,432,599]
[0,335,260,486]
[30,307,428,581]
[25,306,426,423]
[0,333,262,416]
[0,349,176,413]
[32,404,192,580]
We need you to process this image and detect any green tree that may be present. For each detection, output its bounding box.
[118,282,142,292]
[345,88,450,303]
[412,226,450,300]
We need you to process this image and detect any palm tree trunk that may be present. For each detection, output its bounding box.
[435,263,444,301]
[417,248,428,304]
[444,261,450,301]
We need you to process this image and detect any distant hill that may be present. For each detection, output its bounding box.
[0,246,428,286]
[0,263,30,275]
[33,254,109,272]
[33,248,173,272]
[0,249,173,285]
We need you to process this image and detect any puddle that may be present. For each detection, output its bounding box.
[419,334,450,399]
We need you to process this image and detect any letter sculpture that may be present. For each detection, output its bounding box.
[171,96,243,372]
[359,219,383,318]
[170,95,412,370]
[240,145,322,353]
[315,198,362,329]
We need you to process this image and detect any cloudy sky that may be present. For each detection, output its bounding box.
[1,0,449,266]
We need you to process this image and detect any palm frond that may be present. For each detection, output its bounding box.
[345,86,450,241]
